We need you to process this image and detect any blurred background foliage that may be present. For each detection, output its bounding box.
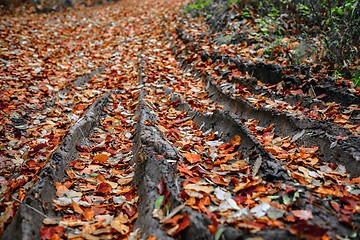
[185,0,359,85]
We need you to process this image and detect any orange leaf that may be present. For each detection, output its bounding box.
[93,153,109,163]
[50,234,61,240]
[56,185,69,197]
[231,135,241,146]
[314,186,344,198]
[40,226,65,240]
[65,169,76,179]
[71,201,84,214]
[183,153,201,164]
[177,163,194,177]
[208,225,217,235]
[83,208,95,221]
[163,214,185,226]
[165,214,191,237]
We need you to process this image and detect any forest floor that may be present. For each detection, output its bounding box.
[0,0,359,239]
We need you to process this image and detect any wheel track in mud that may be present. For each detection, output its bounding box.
[1,0,360,239]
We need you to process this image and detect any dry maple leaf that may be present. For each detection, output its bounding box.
[183,153,201,164]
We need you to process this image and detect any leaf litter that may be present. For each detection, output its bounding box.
[1,0,359,239]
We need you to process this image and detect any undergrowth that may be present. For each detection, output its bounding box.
[184,0,360,86]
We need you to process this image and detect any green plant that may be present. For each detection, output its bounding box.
[352,72,360,87]
[298,3,310,16]
[268,6,280,18]
[241,7,251,19]
[185,0,213,13]
[228,0,238,5]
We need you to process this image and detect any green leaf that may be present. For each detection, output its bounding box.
[293,191,300,201]
[215,227,225,240]
[337,8,343,15]
[268,195,280,199]
[154,195,164,209]
[282,194,291,205]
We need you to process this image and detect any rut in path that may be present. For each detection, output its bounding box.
[0,0,359,239]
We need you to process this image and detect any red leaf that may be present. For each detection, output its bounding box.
[329,201,340,212]
[339,214,352,226]
[157,178,166,195]
[30,143,47,155]
[289,221,327,238]
[177,214,191,233]
[96,182,112,195]
[76,145,92,152]
[122,203,137,217]
[336,135,348,140]
[40,226,65,240]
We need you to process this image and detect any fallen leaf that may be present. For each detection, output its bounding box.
[40,226,65,240]
[83,208,95,221]
[230,135,241,146]
[183,153,201,164]
[92,153,109,163]
[71,201,84,214]
[250,202,271,218]
[184,183,214,194]
[96,182,112,195]
[111,221,129,234]
[292,210,313,220]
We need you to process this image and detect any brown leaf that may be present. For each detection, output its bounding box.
[230,135,241,146]
[92,153,109,163]
[40,226,65,240]
[183,153,201,164]
[111,220,129,234]
[164,214,191,237]
[339,215,352,227]
[329,201,340,212]
[83,208,95,221]
[96,182,112,195]
[71,201,84,214]
[56,184,69,197]
[292,210,313,220]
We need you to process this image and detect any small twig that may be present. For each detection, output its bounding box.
[12,196,49,219]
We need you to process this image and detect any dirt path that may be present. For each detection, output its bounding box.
[0,0,359,239]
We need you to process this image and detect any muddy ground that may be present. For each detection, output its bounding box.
[0,0,359,239]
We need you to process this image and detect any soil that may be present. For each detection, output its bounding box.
[0,0,359,239]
